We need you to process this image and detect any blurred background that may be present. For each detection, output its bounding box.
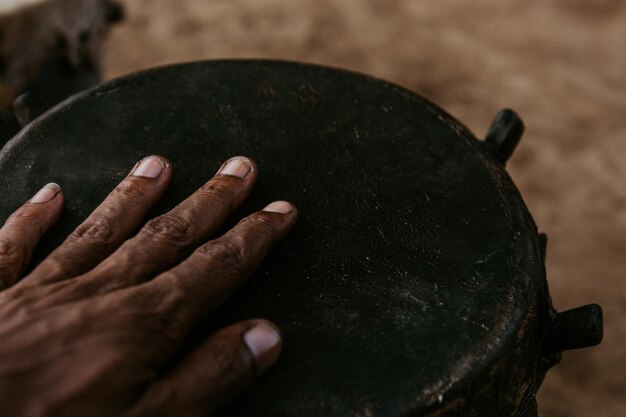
[4,0,626,416]
[103,2,625,416]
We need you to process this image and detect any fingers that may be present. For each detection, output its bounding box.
[147,201,297,332]
[26,199,297,312]
[0,183,64,290]
[129,320,282,417]
[80,156,259,290]
[27,156,172,284]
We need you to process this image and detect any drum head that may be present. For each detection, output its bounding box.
[0,60,546,416]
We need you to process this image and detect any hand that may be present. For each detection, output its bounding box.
[0,155,297,417]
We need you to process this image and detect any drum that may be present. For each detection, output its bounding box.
[0,60,602,417]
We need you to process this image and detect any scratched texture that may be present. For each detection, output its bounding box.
[97,1,625,416]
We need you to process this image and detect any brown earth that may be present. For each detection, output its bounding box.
[102,1,626,416]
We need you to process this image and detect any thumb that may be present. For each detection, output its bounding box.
[128,319,282,417]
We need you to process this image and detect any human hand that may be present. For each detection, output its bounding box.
[0,155,297,417]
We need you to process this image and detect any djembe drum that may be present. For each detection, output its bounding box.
[0,60,602,417]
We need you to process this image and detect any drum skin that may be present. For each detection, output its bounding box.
[0,60,554,417]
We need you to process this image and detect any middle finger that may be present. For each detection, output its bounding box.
[75,156,257,291]
[26,156,172,285]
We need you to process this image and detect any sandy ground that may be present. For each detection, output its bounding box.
[102,1,626,415]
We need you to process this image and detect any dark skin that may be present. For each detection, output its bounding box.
[0,155,297,417]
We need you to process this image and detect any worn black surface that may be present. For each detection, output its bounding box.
[0,60,552,416]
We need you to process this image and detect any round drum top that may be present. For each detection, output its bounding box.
[0,60,544,416]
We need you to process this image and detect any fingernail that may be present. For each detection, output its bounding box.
[132,156,166,178]
[263,201,293,214]
[218,157,252,178]
[30,183,61,203]
[244,325,282,374]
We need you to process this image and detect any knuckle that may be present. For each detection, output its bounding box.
[113,179,147,201]
[198,237,248,274]
[150,279,188,336]
[7,205,39,222]
[0,238,26,271]
[143,215,193,246]
[240,212,276,237]
[199,177,239,200]
[69,216,117,250]
[0,238,21,259]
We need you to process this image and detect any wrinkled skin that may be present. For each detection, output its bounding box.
[0,155,297,417]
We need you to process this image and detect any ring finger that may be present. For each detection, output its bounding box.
[33,157,257,300]
[63,155,258,291]
[25,155,173,285]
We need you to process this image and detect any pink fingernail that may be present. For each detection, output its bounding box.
[244,325,282,374]
[218,157,252,178]
[132,156,166,178]
[30,183,61,203]
[263,201,293,214]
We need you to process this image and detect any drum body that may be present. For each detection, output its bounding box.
[0,60,600,416]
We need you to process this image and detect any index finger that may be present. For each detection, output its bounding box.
[139,201,297,339]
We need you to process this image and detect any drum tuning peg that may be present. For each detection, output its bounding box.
[538,233,548,261]
[546,304,603,353]
[12,92,48,127]
[484,108,524,165]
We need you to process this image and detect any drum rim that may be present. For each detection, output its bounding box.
[1,58,477,162]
